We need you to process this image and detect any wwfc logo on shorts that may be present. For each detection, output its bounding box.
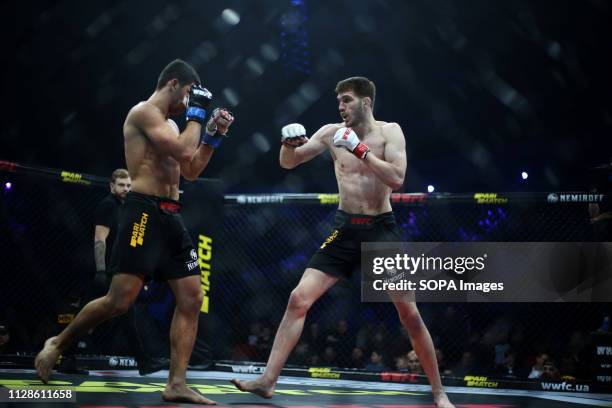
[130,213,149,247]
[350,217,374,225]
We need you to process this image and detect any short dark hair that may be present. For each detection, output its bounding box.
[335,76,376,107]
[156,59,201,90]
[111,168,129,183]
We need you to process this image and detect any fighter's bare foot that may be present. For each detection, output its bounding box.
[162,384,216,404]
[230,378,275,399]
[34,337,61,384]
[434,392,455,408]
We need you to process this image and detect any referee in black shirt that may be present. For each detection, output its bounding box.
[93,168,131,289]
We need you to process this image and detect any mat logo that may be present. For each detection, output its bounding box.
[231,365,265,374]
[597,346,612,355]
[473,193,508,204]
[464,375,498,388]
[308,367,341,379]
[198,235,212,314]
[108,356,137,367]
[130,213,148,247]
[540,381,590,392]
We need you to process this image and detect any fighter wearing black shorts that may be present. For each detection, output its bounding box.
[109,192,199,281]
[307,210,402,279]
[231,76,453,408]
[36,59,234,404]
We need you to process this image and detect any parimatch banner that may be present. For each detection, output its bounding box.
[361,242,612,302]
[181,178,223,366]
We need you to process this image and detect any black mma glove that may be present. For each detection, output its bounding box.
[185,84,213,124]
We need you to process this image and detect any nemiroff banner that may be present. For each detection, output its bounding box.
[361,242,612,302]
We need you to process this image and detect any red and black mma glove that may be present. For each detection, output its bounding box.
[332,127,369,159]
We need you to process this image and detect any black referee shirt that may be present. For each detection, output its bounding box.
[93,194,122,267]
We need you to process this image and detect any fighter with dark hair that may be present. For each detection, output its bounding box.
[35,59,234,404]
[232,77,454,407]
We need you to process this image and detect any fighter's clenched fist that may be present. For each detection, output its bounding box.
[207,108,234,135]
[281,123,309,148]
[332,127,370,159]
[201,108,235,148]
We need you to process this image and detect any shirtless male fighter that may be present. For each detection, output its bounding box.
[232,76,453,408]
[35,59,233,404]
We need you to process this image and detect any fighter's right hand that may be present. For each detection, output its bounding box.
[185,84,213,124]
[281,123,309,148]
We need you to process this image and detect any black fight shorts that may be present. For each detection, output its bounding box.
[109,192,200,282]
[307,210,402,279]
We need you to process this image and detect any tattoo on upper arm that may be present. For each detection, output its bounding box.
[94,240,106,271]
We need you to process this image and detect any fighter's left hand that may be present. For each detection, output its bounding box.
[206,108,235,135]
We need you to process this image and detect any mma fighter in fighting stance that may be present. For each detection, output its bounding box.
[36,59,234,404]
[232,77,454,408]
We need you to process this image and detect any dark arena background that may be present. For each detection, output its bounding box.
[2,1,612,407]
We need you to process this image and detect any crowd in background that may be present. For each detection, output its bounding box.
[231,305,609,381]
[1,296,610,382]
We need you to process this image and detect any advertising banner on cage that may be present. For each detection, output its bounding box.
[181,178,223,366]
[361,242,612,302]
[592,332,612,385]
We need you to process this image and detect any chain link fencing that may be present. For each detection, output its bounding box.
[220,198,608,381]
[0,166,609,382]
